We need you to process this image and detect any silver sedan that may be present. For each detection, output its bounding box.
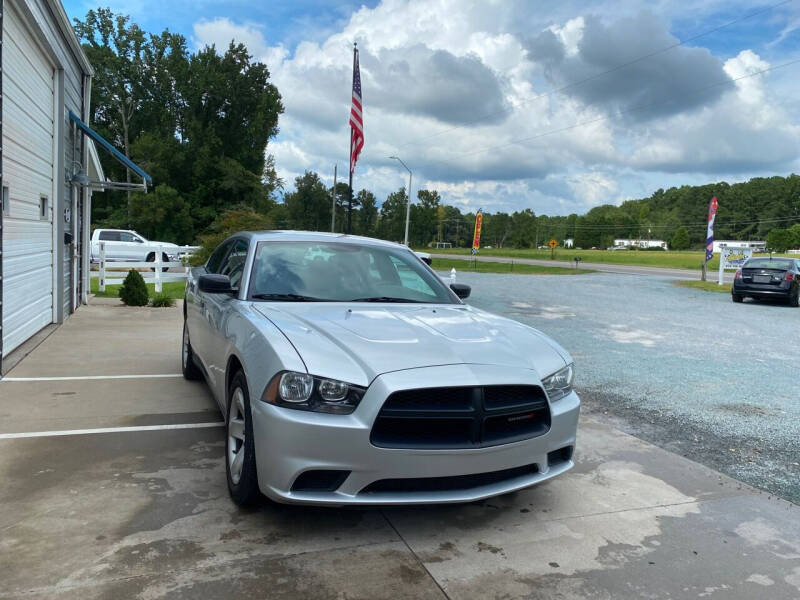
[183,231,579,506]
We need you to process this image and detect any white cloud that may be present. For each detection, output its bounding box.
[191,1,800,215]
[724,50,769,105]
[193,17,269,57]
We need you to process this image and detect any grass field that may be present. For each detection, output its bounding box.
[431,257,594,275]
[425,248,794,271]
[673,280,732,293]
[91,278,186,299]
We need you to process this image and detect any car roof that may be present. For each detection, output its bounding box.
[235,230,410,251]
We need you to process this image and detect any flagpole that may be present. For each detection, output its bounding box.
[348,134,353,234]
[331,163,337,233]
[347,42,357,235]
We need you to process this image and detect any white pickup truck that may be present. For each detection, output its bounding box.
[90,229,180,266]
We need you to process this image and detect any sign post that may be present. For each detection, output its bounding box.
[548,238,558,259]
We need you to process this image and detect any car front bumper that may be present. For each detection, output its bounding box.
[250,363,580,505]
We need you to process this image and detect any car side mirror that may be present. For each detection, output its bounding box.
[198,274,235,294]
[450,283,471,299]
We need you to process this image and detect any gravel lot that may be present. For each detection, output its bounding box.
[451,270,800,504]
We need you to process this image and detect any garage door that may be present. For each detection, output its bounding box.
[1,1,55,356]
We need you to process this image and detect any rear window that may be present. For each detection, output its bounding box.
[744,258,794,270]
[98,231,120,241]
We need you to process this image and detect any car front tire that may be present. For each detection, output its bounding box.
[181,322,203,381]
[226,370,261,506]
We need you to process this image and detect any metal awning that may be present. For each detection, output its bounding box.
[68,111,152,191]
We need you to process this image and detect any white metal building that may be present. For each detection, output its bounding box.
[1,0,149,373]
[613,239,669,250]
[712,240,766,253]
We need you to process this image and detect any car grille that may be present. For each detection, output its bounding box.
[370,385,551,449]
[359,463,539,494]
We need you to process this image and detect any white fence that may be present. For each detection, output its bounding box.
[95,242,200,293]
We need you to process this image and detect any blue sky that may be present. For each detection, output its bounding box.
[63,0,800,216]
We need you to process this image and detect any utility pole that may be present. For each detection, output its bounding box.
[389,156,412,246]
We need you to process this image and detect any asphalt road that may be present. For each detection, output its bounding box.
[454,270,800,504]
[431,252,735,282]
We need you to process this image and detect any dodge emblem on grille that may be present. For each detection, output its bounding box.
[507,413,535,422]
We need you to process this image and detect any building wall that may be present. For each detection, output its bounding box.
[1,0,91,365]
[23,0,88,322]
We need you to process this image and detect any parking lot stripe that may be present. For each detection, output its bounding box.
[0,422,225,439]
[1,374,183,382]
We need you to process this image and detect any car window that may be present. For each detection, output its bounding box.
[220,239,249,289]
[744,258,794,269]
[206,240,234,274]
[119,232,138,243]
[388,255,438,298]
[98,231,120,242]
[249,241,455,303]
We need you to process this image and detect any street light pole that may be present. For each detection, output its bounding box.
[389,156,412,246]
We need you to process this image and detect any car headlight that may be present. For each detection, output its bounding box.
[542,364,574,402]
[262,371,366,414]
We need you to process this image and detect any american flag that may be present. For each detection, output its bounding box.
[705,196,718,262]
[349,47,364,173]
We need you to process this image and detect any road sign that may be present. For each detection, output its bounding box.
[548,239,558,249]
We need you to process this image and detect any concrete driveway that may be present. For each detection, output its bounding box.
[0,302,798,599]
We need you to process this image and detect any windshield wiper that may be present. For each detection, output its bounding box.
[251,293,330,302]
[349,296,427,303]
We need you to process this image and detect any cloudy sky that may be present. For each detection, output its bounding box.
[64,0,800,215]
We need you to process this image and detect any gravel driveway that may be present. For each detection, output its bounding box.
[453,270,800,503]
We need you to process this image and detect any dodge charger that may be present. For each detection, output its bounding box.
[183,231,580,506]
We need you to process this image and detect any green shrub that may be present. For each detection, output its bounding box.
[118,269,149,306]
[150,292,175,308]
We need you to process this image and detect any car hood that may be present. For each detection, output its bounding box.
[252,303,570,387]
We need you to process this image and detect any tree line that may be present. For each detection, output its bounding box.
[80,9,800,252]
[75,9,283,245]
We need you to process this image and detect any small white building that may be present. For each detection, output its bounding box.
[564,238,574,248]
[613,239,669,250]
[712,240,765,253]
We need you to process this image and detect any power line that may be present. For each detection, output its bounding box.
[523,215,800,231]
[393,0,794,151]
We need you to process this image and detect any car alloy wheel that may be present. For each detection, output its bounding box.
[225,371,260,506]
[227,387,247,485]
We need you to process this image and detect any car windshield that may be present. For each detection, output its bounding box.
[248,241,456,303]
[744,258,794,269]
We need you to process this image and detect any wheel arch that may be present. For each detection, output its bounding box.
[226,354,246,400]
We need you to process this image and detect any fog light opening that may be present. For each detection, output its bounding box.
[547,446,574,468]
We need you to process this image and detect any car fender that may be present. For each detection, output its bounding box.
[220,302,307,418]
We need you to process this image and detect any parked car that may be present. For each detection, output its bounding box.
[90,228,180,269]
[183,231,579,506]
[732,257,800,306]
